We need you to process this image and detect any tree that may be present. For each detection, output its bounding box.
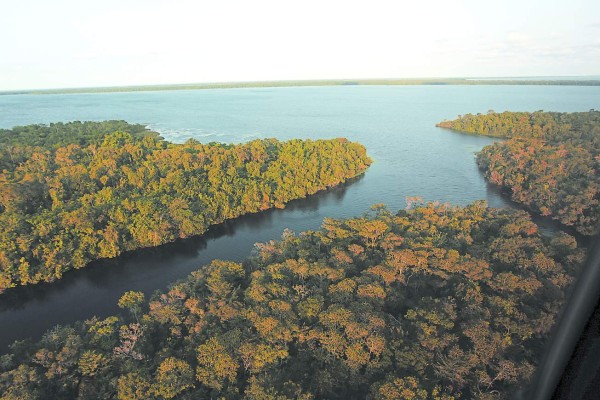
[118,291,145,322]
[117,372,152,400]
[371,376,429,400]
[152,357,194,399]
[196,338,238,391]
[0,201,584,399]
[0,122,372,292]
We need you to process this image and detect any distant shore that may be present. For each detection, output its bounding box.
[2,77,600,95]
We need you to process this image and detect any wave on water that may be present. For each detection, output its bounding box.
[146,124,263,144]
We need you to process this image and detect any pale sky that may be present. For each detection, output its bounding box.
[1,0,599,91]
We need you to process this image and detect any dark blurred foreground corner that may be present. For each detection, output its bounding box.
[523,235,600,400]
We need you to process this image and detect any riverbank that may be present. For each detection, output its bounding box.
[0,84,596,354]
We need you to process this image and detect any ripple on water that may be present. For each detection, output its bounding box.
[0,85,598,351]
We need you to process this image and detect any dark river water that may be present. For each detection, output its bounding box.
[0,85,598,352]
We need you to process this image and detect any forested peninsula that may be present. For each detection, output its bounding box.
[0,201,583,399]
[437,110,600,235]
[0,121,371,292]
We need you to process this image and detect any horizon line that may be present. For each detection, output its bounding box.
[2,75,600,95]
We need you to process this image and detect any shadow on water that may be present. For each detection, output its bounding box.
[485,182,591,247]
[2,84,598,354]
[0,174,362,352]
[439,128,590,245]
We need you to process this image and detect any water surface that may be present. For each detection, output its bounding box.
[0,85,598,351]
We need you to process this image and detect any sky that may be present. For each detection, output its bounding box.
[1,0,599,91]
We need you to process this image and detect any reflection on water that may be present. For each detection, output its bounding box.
[0,84,598,353]
[484,181,590,246]
[0,175,358,351]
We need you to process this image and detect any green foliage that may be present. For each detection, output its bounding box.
[195,338,238,391]
[438,110,600,235]
[0,120,154,146]
[153,357,194,399]
[0,202,584,399]
[0,122,371,292]
[78,351,108,377]
[117,372,152,400]
[118,291,145,310]
[118,291,145,322]
[370,376,430,400]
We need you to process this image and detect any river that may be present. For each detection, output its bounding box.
[0,84,598,352]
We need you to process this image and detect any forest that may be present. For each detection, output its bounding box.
[437,110,600,235]
[0,121,159,150]
[0,201,584,399]
[0,121,371,292]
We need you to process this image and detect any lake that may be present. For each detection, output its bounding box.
[0,85,598,352]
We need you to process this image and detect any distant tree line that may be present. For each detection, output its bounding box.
[0,121,371,292]
[3,78,599,96]
[0,201,583,399]
[437,110,599,235]
[0,120,158,151]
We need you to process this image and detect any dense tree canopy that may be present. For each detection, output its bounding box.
[0,121,371,292]
[437,110,600,235]
[0,121,157,153]
[0,202,584,399]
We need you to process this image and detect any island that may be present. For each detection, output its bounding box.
[0,121,371,292]
[437,110,600,235]
[0,201,583,399]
